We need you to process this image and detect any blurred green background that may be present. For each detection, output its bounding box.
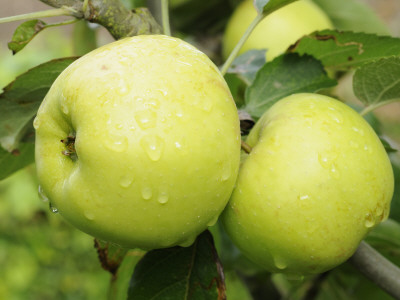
[1,1,400,299]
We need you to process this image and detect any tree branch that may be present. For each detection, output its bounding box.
[349,241,400,299]
[39,0,162,39]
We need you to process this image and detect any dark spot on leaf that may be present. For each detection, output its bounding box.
[11,149,20,156]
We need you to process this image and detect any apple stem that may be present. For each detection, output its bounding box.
[0,7,75,24]
[220,13,264,76]
[161,0,171,36]
[349,240,400,299]
[241,140,252,154]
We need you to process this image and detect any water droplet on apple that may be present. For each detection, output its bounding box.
[363,144,373,154]
[135,110,157,129]
[38,185,49,202]
[33,117,41,130]
[84,211,95,220]
[202,98,213,112]
[364,213,375,228]
[352,127,364,136]
[207,215,219,227]
[175,141,182,149]
[61,102,69,115]
[318,154,330,169]
[221,162,231,181]
[330,163,340,179]
[178,235,196,247]
[349,141,359,149]
[119,173,134,188]
[140,135,165,161]
[141,186,153,200]
[273,256,287,270]
[49,202,58,214]
[297,195,310,201]
[157,190,169,204]
[328,111,343,124]
[104,134,128,152]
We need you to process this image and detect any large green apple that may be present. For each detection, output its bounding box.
[34,35,241,250]
[222,0,333,61]
[222,93,394,275]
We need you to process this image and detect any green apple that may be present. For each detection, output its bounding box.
[34,35,241,250]
[222,0,333,61]
[222,93,394,276]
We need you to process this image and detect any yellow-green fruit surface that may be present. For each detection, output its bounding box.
[222,0,333,61]
[222,93,394,275]
[34,35,241,250]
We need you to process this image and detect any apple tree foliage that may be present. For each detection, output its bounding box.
[0,0,400,299]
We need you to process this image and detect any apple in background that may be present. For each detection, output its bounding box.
[34,35,241,250]
[222,93,394,276]
[222,0,333,61]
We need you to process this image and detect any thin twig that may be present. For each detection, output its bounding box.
[349,241,400,299]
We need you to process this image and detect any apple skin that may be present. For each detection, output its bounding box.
[222,0,333,61]
[34,35,241,250]
[222,93,394,275]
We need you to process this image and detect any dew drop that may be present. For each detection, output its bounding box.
[365,213,375,228]
[84,211,95,220]
[175,141,182,149]
[140,135,165,161]
[157,190,169,204]
[207,215,219,227]
[115,123,123,130]
[318,155,330,169]
[49,202,58,214]
[221,162,231,181]
[178,235,196,247]
[364,144,373,154]
[297,195,310,201]
[274,256,287,270]
[202,98,213,112]
[38,185,49,202]
[330,163,340,179]
[119,173,134,188]
[141,186,153,200]
[328,112,343,124]
[104,134,128,152]
[33,117,41,130]
[349,141,359,149]
[135,110,157,130]
[352,127,364,136]
[61,102,69,115]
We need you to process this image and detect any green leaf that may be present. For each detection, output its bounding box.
[225,271,252,300]
[312,0,390,35]
[353,56,400,106]
[0,57,77,152]
[227,49,266,85]
[128,231,226,300]
[244,53,337,119]
[0,143,34,180]
[8,20,48,54]
[290,30,400,70]
[389,161,400,222]
[380,138,398,154]
[109,249,146,300]
[72,20,97,56]
[254,0,298,15]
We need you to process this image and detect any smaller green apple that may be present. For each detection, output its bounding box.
[222,0,333,61]
[222,93,394,276]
